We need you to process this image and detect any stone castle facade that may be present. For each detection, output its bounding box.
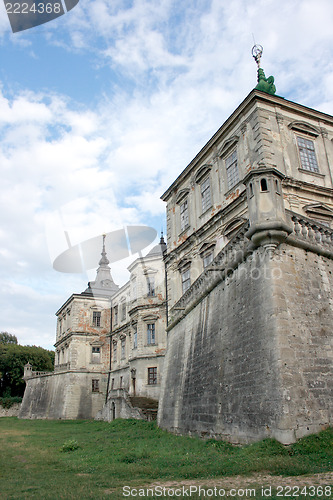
[20,65,333,444]
[20,236,167,420]
[157,88,333,444]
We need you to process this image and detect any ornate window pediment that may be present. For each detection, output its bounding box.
[176,188,190,205]
[142,313,158,322]
[288,121,320,137]
[194,164,212,184]
[177,258,191,271]
[218,135,239,157]
[223,217,246,237]
[198,241,215,256]
[303,203,333,218]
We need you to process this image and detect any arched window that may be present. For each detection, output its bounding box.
[260,178,268,192]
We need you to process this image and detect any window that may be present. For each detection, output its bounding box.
[226,150,239,189]
[147,323,156,345]
[148,367,157,385]
[121,338,126,359]
[181,268,191,293]
[297,136,319,172]
[260,178,268,192]
[111,378,114,389]
[147,276,155,297]
[203,251,214,268]
[180,199,189,232]
[131,278,137,300]
[91,346,101,363]
[114,305,118,325]
[120,376,123,388]
[133,328,138,349]
[92,379,99,393]
[200,177,211,212]
[92,346,100,353]
[121,302,126,321]
[113,343,117,362]
[92,311,101,327]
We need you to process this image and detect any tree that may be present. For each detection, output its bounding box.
[0,344,54,397]
[0,332,18,345]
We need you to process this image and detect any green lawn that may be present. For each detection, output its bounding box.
[0,418,333,499]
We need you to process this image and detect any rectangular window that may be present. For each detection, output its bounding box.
[113,343,117,362]
[148,367,157,385]
[114,305,118,325]
[92,379,99,393]
[120,376,123,388]
[133,328,138,349]
[121,338,126,359]
[121,302,126,321]
[92,311,101,327]
[111,378,114,389]
[92,346,100,353]
[131,278,137,300]
[180,199,189,232]
[297,136,319,172]
[203,251,214,268]
[181,268,191,293]
[147,276,155,297]
[201,177,211,212]
[226,150,239,189]
[147,323,156,345]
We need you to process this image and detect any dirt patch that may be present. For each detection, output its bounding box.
[147,472,333,490]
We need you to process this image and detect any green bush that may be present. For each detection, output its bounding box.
[60,439,79,452]
[0,396,22,409]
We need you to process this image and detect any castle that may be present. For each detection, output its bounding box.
[20,50,333,444]
[20,235,167,420]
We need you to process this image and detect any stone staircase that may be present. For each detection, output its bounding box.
[129,396,158,421]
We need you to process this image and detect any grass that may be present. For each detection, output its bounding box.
[0,418,332,499]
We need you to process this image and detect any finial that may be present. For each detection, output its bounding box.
[160,231,165,245]
[252,43,276,96]
[252,44,263,69]
[99,233,109,266]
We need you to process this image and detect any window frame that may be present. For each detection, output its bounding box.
[92,311,101,327]
[114,305,118,325]
[121,338,126,359]
[147,367,157,385]
[181,267,191,293]
[200,176,212,213]
[225,149,239,190]
[92,379,100,393]
[296,135,320,173]
[147,275,155,297]
[180,198,189,232]
[147,323,156,345]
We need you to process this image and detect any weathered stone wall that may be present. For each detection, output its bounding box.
[19,371,107,419]
[0,403,21,417]
[158,243,333,444]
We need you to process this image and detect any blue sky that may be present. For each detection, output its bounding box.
[1,0,333,349]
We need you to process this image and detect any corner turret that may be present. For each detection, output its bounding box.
[243,166,293,249]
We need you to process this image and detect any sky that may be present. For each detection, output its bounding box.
[1,0,333,350]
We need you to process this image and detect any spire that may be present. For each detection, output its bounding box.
[83,234,119,297]
[99,234,110,266]
[252,44,276,95]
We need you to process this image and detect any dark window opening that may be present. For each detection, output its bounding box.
[92,379,99,392]
[260,178,268,192]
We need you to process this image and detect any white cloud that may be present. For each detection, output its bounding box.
[1,0,333,348]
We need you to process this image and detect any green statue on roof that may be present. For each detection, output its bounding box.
[252,44,276,95]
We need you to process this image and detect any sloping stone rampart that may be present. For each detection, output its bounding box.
[19,371,107,419]
[158,229,333,444]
